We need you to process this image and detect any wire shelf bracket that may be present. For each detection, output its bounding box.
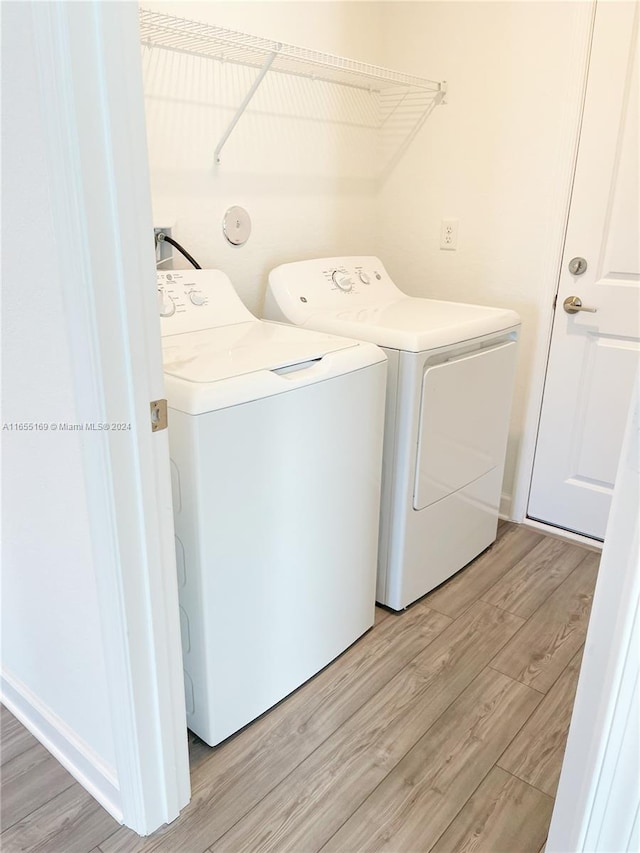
[214,50,279,164]
[139,8,446,165]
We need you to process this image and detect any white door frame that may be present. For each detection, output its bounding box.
[512,0,638,555]
[510,1,597,535]
[524,0,639,544]
[30,1,189,834]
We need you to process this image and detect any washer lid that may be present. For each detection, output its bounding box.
[162,321,358,383]
[304,297,520,352]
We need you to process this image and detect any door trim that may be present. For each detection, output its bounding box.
[510,1,597,526]
[525,0,639,540]
[30,1,190,834]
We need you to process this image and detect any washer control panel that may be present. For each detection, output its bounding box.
[157,271,209,315]
[264,256,403,325]
[320,262,385,298]
[331,270,353,291]
[158,269,255,336]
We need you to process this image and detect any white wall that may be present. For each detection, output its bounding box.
[1,1,117,777]
[377,1,594,509]
[142,0,383,315]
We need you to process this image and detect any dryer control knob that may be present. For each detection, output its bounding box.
[358,271,371,285]
[189,291,206,306]
[159,291,176,317]
[332,271,353,291]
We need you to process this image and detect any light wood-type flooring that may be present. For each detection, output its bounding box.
[1,522,600,853]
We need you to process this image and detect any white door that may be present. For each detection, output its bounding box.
[528,1,640,541]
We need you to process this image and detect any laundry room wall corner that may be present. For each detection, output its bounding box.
[376,0,596,519]
[140,0,384,315]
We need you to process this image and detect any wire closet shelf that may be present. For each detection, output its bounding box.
[138,8,446,163]
[139,8,443,93]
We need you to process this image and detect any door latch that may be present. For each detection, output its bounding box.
[150,399,168,432]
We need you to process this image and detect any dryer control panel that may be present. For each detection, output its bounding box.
[264,256,404,326]
[158,269,255,336]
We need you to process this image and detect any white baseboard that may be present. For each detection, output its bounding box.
[498,495,603,552]
[1,668,123,824]
[499,491,513,520]
[523,517,603,551]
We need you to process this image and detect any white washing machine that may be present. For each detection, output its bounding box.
[263,256,520,610]
[159,269,386,745]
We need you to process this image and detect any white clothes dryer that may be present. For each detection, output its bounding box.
[159,269,386,745]
[263,256,520,610]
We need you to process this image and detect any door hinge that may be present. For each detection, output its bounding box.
[150,399,168,432]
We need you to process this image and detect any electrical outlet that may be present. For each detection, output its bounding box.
[440,219,458,251]
[154,226,173,264]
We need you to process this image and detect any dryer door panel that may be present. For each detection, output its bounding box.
[413,340,517,510]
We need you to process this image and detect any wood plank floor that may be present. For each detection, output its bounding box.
[1,523,600,853]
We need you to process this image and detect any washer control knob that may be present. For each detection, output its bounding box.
[189,291,206,306]
[158,291,175,317]
[358,271,370,285]
[332,270,353,291]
